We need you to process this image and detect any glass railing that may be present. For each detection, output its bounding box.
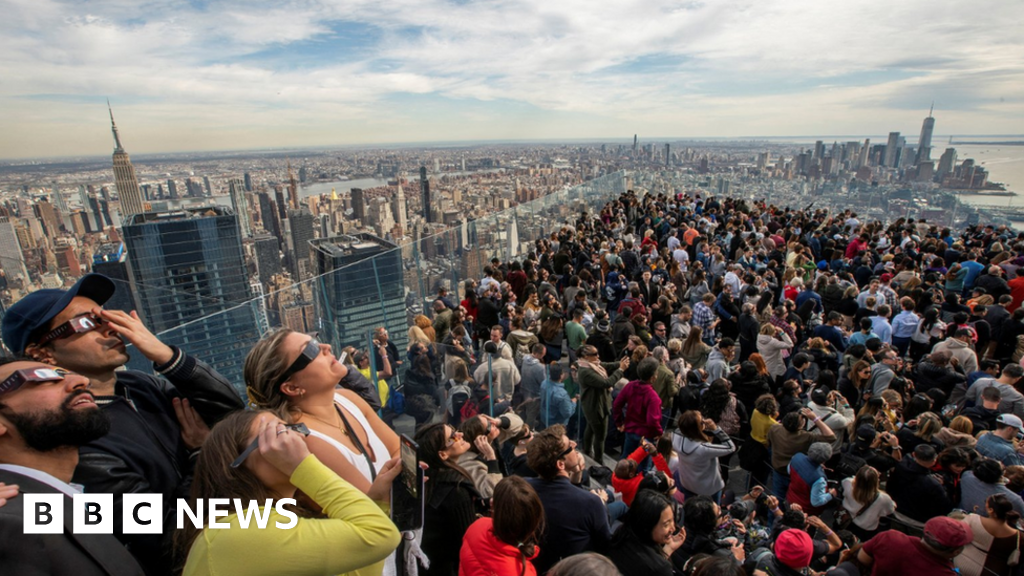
[138,170,633,432]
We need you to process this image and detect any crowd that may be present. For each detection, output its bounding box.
[1,188,1023,576]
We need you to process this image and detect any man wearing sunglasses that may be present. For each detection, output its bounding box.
[0,358,144,575]
[0,273,243,576]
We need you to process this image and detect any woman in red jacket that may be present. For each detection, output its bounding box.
[459,476,544,576]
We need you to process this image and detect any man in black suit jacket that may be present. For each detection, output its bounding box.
[0,358,143,576]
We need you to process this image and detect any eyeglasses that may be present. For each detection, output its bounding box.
[275,336,321,387]
[446,428,462,447]
[230,422,310,468]
[36,314,105,347]
[0,367,69,395]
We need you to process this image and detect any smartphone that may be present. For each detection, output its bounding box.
[391,434,424,531]
[338,351,348,365]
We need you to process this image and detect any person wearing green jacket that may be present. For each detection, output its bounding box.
[576,344,629,460]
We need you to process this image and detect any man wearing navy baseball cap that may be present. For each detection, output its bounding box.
[1,273,244,576]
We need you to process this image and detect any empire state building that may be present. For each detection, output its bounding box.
[109,102,145,218]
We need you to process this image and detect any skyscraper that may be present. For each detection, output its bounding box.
[51,182,69,215]
[122,207,258,395]
[91,242,138,314]
[420,166,431,222]
[253,235,282,284]
[288,207,315,277]
[937,148,958,180]
[311,233,408,353]
[884,132,901,168]
[351,188,366,223]
[393,175,408,232]
[244,172,253,192]
[108,102,145,218]
[664,143,670,167]
[916,106,935,165]
[0,217,28,282]
[228,178,252,237]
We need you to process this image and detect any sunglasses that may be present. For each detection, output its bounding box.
[37,314,105,347]
[448,426,464,444]
[230,422,310,468]
[0,367,70,395]
[557,443,574,460]
[275,337,321,387]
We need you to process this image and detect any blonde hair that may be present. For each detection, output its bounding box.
[243,328,299,413]
[949,415,974,435]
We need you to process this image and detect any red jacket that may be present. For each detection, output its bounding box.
[459,518,539,576]
[611,445,673,505]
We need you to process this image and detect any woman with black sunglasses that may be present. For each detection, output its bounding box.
[415,422,482,576]
[244,328,402,576]
[176,410,401,576]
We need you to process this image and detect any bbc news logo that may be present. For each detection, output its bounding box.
[23,494,299,534]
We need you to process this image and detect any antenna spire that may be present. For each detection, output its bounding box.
[108,98,124,152]
[929,101,934,117]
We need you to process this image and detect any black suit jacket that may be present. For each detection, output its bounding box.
[0,469,145,576]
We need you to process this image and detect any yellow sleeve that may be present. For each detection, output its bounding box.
[191,455,400,576]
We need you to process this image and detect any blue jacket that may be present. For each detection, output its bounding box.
[795,289,823,314]
[975,432,1024,466]
[540,379,576,428]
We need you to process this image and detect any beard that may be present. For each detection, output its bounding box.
[2,393,110,452]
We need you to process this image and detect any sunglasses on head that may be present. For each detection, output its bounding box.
[37,314,105,347]
[0,367,70,395]
[275,336,321,387]
[230,422,310,468]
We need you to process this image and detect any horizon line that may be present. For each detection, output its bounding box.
[3,133,1024,164]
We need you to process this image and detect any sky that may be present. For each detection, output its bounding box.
[1,0,1022,159]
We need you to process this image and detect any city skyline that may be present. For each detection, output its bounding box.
[2,0,1022,159]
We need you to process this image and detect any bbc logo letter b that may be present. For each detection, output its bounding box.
[24,494,64,534]
[73,494,114,534]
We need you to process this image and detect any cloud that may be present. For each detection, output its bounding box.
[0,0,1022,157]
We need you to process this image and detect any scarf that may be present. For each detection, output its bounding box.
[578,359,608,379]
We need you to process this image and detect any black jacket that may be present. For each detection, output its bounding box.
[738,313,760,362]
[913,360,966,397]
[71,347,243,576]
[0,469,145,576]
[886,455,953,523]
[607,531,673,576]
[422,468,482,576]
[586,332,618,363]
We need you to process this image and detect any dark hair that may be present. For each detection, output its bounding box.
[618,490,673,547]
[492,476,545,569]
[414,422,471,486]
[527,424,570,480]
[791,353,810,369]
[691,556,746,576]
[938,447,971,470]
[973,458,1004,484]
[699,380,732,422]
[781,411,803,433]
[683,495,718,534]
[988,493,1022,527]
[676,410,710,443]
[460,415,490,453]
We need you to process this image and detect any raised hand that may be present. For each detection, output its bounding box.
[94,308,174,365]
[173,397,210,449]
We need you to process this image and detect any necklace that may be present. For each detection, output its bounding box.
[301,409,348,436]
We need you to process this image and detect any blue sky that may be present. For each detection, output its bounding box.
[1,0,1022,158]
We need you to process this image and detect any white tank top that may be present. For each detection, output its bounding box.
[307,393,390,481]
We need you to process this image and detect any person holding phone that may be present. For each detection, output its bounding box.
[177,410,401,576]
[244,328,402,576]
[607,490,687,576]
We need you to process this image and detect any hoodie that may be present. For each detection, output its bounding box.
[886,455,953,523]
[931,337,978,375]
[459,517,539,576]
[612,379,663,439]
[705,347,731,382]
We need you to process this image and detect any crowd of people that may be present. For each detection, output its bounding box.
[1,188,1024,576]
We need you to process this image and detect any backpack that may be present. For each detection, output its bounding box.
[719,395,741,436]
[513,342,529,369]
[460,395,482,421]
[833,450,867,480]
[385,380,405,415]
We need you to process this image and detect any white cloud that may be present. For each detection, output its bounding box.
[0,0,1022,157]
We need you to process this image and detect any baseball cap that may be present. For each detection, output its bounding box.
[997,413,1024,432]
[775,528,814,569]
[810,387,831,406]
[880,273,893,283]
[855,425,877,443]
[1,273,115,354]
[923,517,972,549]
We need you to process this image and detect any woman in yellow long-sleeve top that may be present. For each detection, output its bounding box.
[176,410,402,576]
